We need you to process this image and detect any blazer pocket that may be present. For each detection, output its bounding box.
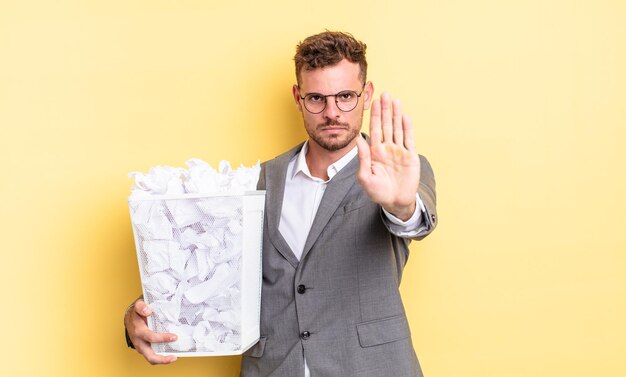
[356,314,411,348]
[243,336,267,358]
[341,199,370,215]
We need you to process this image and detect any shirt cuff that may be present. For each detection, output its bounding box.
[382,193,426,228]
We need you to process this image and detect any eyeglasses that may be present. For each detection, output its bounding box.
[298,85,365,114]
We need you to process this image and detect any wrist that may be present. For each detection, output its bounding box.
[383,201,416,222]
[124,303,136,349]
[125,302,135,316]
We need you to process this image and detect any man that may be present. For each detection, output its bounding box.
[125,31,437,376]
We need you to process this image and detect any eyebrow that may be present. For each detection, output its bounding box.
[302,89,356,95]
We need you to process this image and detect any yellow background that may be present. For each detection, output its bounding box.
[1,1,625,376]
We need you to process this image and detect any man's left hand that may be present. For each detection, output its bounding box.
[356,92,420,221]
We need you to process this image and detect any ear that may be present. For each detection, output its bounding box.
[362,81,374,110]
[292,84,303,112]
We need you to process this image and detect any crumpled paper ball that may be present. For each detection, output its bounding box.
[129,158,260,199]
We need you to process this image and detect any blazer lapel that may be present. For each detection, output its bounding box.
[300,155,359,262]
[264,144,303,269]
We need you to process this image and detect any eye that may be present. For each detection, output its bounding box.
[337,91,356,101]
[306,94,324,103]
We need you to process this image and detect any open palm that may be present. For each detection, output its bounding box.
[356,92,420,221]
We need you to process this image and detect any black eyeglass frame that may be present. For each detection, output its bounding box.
[297,84,366,114]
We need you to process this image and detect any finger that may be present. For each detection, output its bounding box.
[126,309,178,365]
[402,114,416,152]
[369,99,382,145]
[356,135,372,184]
[134,299,152,317]
[137,326,178,344]
[392,99,403,146]
[135,339,177,365]
[130,309,177,343]
[381,92,393,143]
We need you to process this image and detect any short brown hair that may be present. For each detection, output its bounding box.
[294,31,368,85]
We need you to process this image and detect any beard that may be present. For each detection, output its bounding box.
[305,118,361,152]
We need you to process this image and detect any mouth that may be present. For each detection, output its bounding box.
[319,127,348,136]
[318,123,349,131]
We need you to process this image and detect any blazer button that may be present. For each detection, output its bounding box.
[297,285,306,294]
[431,213,436,223]
[300,331,311,340]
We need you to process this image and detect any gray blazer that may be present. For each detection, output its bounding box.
[240,141,437,377]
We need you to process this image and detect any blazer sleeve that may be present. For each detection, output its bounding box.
[256,162,267,191]
[415,154,437,240]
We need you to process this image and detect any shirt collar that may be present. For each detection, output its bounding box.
[292,140,358,182]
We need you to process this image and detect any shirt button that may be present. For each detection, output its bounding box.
[300,331,311,340]
[297,285,306,294]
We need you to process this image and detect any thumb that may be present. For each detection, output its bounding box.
[134,299,152,317]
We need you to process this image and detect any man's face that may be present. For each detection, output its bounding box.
[293,59,373,153]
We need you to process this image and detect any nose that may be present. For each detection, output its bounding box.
[322,96,341,119]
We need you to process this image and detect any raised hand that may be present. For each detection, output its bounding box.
[356,92,420,221]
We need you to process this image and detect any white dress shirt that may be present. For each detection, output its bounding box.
[278,141,427,377]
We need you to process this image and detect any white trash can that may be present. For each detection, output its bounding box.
[128,191,265,356]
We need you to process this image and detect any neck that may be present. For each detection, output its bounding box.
[305,139,356,180]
